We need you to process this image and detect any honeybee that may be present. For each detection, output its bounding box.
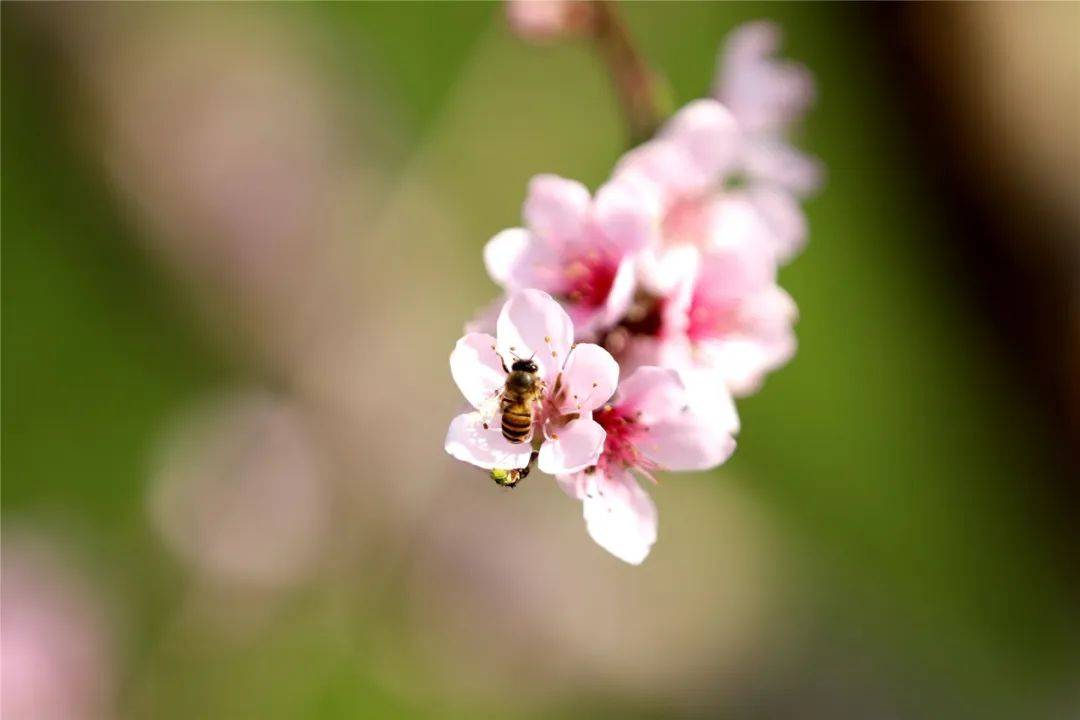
[499,358,543,444]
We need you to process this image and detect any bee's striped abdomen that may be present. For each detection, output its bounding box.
[500,398,534,444]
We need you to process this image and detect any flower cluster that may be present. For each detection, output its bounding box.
[446,21,820,564]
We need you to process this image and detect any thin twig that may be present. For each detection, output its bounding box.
[588,0,670,146]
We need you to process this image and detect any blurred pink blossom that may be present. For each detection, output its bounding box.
[505,0,593,43]
[1,537,114,720]
[557,366,738,563]
[715,21,815,140]
[483,174,658,335]
[614,99,747,290]
[715,20,822,256]
[616,233,797,397]
[446,290,618,474]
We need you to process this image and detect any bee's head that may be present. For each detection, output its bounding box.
[511,359,538,374]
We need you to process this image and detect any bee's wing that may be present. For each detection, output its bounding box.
[477,387,504,424]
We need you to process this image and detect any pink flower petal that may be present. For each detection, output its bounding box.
[444,412,533,471]
[681,367,741,435]
[615,138,707,198]
[483,228,531,287]
[741,136,823,198]
[449,333,506,410]
[636,242,700,296]
[695,238,776,305]
[496,289,574,385]
[660,98,741,183]
[555,471,587,500]
[598,256,637,329]
[523,174,590,243]
[697,338,780,397]
[537,417,605,474]
[716,21,815,136]
[706,194,777,258]
[614,366,687,423]
[638,410,737,472]
[556,343,619,414]
[593,177,659,253]
[744,185,807,263]
[580,468,657,564]
[696,286,797,396]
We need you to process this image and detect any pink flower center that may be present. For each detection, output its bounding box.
[561,251,618,308]
[686,290,743,342]
[593,403,652,474]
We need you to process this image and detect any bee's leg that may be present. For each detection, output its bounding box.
[492,343,510,374]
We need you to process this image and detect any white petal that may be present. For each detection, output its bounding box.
[449,333,506,410]
[483,228,531,287]
[444,412,533,471]
[581,469,657,565]
[496,289,574,385]
[523,174,590,243]
[556,343,619,413]
[537,417,605,475]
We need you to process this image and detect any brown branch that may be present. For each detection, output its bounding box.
[588,0,670,146]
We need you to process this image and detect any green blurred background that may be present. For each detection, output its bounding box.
[3,2,1078,719]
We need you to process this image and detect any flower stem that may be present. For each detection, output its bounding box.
[588,0,671,146]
